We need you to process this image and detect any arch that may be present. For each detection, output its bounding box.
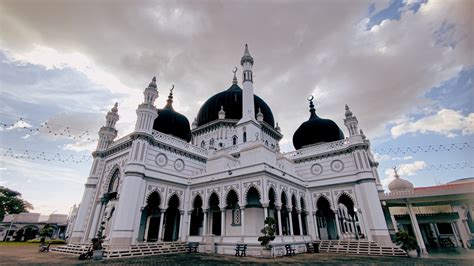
[201,140,205,149]
[208,192,221,236]
[206,190,220,209]
[107,168,120,193]
[336,192,356,209]
[245,186,262,208]
[337,193,359,239]
[300,196,308,235]
[166,192,183,210]
[146,189,165,209]
[232,135,238,145]
[316,196,337,240]
[244,184,262,205]
[190,195,204,236]
[226,189,241,226]
[104,164,121,194]
[315,194,332,210]
[280,190,290,235]
[291,194,300,235]
[163,194,181,241]
[224,188,240,207]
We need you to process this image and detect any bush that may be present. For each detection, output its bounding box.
[258,217,276,250]
[394,231,418,252]
[26,239,66,244]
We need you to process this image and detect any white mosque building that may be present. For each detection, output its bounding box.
[67,45,394,256]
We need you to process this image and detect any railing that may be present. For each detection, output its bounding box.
[151,130,209,157]
[284,136,361,159]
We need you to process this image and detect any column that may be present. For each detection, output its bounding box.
[455,220,467,248]
[186,211,192,237]
[144,215,151,242]
[334,210,342,239]
[390,214,399,233]
[263,204,268,220]
[451,221,461,247]
[203,210,208,235]
[406,202,427,254]
[241,207,246,236]
[288,208,294,236]
[178,211,184,241]
[297,210,303,236]
[158,210,165,242]
[313,212,320,240]
[277,207,283,236]
[357,209,368,240]
[221,208,226,236]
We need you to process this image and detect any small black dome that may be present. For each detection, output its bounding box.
[153,91,192,142]
[196,84,275,127]
[293,99,344,150]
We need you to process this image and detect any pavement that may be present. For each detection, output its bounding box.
[0,244,472,265]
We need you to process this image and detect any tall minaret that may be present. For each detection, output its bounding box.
[238,44,257,124]
[96,102,119,151]
[344,104,359,136]
[135,76,159,133]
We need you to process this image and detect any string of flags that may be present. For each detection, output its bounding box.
[2,147,92,164]
[374,142,472,154]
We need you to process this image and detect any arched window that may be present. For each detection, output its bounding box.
[243,132,247,143]
[209,138,214,147]
[201,141,205,149]
[108,169,120,193]
[232,135,238,145]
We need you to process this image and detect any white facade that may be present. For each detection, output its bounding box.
[69,46,391,253]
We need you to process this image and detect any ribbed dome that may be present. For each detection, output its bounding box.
[153,90,192,142]
[292,98,344,150]
[196,84,275,127]
[388,169,414,192]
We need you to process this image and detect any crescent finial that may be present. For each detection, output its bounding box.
[307,95,314,102]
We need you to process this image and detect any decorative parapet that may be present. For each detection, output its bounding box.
[152,130,209,157]
[283,135,367,162]
[108,135,130,150]
[380,182,474,200]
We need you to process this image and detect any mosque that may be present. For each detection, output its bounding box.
[67,45,394,256]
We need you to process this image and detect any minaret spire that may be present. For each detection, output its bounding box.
[238,44,257,124]
[165,85,174,109]
[308,95,317,119]
[344,104,359,136]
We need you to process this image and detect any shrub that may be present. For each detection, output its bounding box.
[394,231,418,253]
[257,217,276,250]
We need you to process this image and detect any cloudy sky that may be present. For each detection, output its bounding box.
[0,0,472,215]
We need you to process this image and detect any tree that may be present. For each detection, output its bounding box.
[0,186,33,221]
[394,231,418,254]
[258,217,276,250]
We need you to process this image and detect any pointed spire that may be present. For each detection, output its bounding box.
[232,67,238,84]
[240,43,254,66]
[308,95,317,119]
[392,166,399,178]
[257,108,264,122]
[275,122,281,132]
[111,102,118,113]
[345,104,353,118]
[218,105,226,119]
[165,85,174,109]
[147,76,157,89]
[192,117,197,129]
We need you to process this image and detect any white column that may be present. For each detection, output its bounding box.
[313,212,320,240]
[288,209,294,236]
[221,208,226,236]
[297,210,303,236]
[277,208,283,236]
[406,202,427,254]
[70,180,97,243]
[241,207,246,236]
[144,215,151,242]
[186,211,192,238]
[334,210,342,239]
[203,210,208,235]
[455,220,467,248]
[390,214,399,233]
[178,211,184,241]
[263,206,268,220]
[158,210,165,242]
[357,209,368,239]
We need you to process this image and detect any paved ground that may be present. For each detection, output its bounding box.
[0,243,472,265]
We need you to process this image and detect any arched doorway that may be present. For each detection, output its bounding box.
[209,193,221,236]
[246,187,263,236]
[163,195,180,241]
[190,195,203,236]
[281,191,290,235]
[300,197,308,235]
[226,190,240,235]
[316,197,337,240]
[268,188,278,234]
[291,195,300,235]
[337,194,358,239]
[139,191,161,242]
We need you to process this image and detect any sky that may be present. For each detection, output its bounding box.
[0,0,472,215]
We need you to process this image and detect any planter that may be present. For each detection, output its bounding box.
[407,250,418,258]
[92,250,103,260]
[261,249,272,258]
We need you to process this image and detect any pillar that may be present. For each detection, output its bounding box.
[221,208,226,236]
[178,211,184,241]
[334,210,342,239]
[241,207,246,236]
[203,210,208,235]
[187,211,192,238]
[263,204,268,220]
[158,209,165,242]
[297,210,303,236]
[288,208,294,236]
[277,207,283,236]
[406,202,427,254]
[313,212,320,240]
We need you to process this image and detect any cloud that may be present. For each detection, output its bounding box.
[391,108,474,138]
[381,160,427,188]
[0,119,32,131]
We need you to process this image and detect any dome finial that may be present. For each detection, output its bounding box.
[111,102,118,113]
[257,108,264,122]
[165,85,174,109]
[232,67,238,84]
[218,105,226,119]
[307,95,317,119]
[148,76,157,89]
[392,166,399,178]
[345,104,353,118]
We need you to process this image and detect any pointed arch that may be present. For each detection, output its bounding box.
[315,194,332,210]
[104,164,121,194]
[245,186,262,208]
[146,189,165,209]
[336,192,356,208]
[166,191,183,210]
[244,184,262,205]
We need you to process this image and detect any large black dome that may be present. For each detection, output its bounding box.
[293,99,344,150]
[153,92,192,142]
[196,84,275,127]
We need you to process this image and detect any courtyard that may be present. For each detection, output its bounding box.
[0,243,472,265]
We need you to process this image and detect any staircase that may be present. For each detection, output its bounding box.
[51,242,188,259]
[314,240,406,257]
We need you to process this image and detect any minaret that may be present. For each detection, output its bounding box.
[344,104,359,136]
[135,76,159,133]
[97,102,119,151]
[238,44,257,124]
